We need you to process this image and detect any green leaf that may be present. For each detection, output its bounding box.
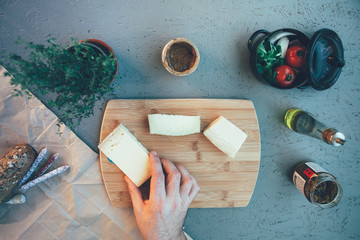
[256,40,284,82]
[2,37,117,134]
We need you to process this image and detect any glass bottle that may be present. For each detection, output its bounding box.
[284,108,345,146]
[293,162,342,208]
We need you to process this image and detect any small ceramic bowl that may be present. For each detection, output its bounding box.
[162,38,200,76]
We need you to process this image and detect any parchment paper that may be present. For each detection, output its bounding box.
[0,66,144,240]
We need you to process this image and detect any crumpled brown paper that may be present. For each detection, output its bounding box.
[0,66,144,240]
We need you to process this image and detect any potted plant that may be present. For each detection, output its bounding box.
[1,38,118,133]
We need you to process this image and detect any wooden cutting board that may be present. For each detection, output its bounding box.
[99,99,260,208]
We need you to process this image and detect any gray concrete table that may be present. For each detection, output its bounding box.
[1,1,359,239]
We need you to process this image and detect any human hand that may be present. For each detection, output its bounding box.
[125,151,200,240]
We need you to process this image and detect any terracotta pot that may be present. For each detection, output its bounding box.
[80,39,119,84]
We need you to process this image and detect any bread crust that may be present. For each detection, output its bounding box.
[0,144,36,204]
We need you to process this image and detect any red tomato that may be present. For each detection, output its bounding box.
[286,45,306,69]
[274,65,296,88]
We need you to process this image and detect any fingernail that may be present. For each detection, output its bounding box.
[151,151,158,157]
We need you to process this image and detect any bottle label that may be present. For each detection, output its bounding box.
[306,162,327,173]
[293,171,306,195]
[303,168,315,178]
[293,162,327,196]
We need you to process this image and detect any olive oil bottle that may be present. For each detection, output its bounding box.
[284,108,345,146]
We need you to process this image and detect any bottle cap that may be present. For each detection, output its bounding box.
[331,132,345,147]
[322,128,345,146]
[330,132,346,147]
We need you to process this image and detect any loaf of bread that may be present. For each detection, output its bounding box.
[0,144,36,204]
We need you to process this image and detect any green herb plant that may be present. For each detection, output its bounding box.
[256,40,284,82]
[1,38,117,134]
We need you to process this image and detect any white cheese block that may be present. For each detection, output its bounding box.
[203,116,247,158]
[148,114,200,136]
[98,123,150,187]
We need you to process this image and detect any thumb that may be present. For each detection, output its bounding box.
[124,176,144,211]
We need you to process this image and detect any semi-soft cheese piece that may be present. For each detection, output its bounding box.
[148,114,200,136]
[203,116,247,158]
[98,123,150,187]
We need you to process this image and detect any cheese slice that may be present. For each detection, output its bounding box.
[203,116,247,158]
[98,123,150,187]
[148,114,200,136]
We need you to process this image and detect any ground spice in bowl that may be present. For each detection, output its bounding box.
[162,38,200,76]
[166,42,195,72]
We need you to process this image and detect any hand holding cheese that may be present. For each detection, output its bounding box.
[203,116,247,158]
[148,114,200,136]
[125,151,199,240]
[98,124,151,187]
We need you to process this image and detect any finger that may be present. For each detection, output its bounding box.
[176,164,193,197]
[189,176,200,202]
[149,151,166,200]
[161,158,181,196]
[124,176,144,211]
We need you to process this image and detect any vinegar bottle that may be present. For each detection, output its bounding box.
[284,108,345,146]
